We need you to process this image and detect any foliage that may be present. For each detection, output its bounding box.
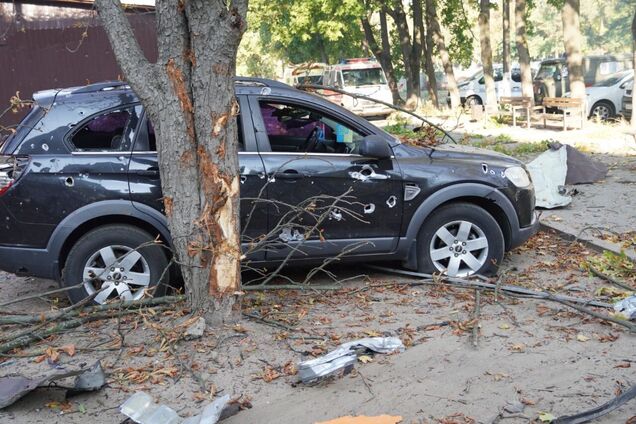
[248,0,365,65]
[237,30,279,78]
[439,0,475,67]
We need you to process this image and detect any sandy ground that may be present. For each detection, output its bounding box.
[0,229,634,424]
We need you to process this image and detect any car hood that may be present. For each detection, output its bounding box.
[395,143,522,168]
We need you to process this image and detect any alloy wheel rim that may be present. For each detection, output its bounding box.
[83,245,151,303]
[429,220,489,277]
[593,105,610,120]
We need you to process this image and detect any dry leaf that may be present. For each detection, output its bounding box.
[538,412,555,422]
[576,334,590,342]
[60,344,76,357]
[498,323,510,330]
[614,362,631,368]
[358,355,373,364]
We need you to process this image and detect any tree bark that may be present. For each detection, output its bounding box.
[515,0,533,102]
[380,8,402,105]
[95,0,247,326]
[501,0,512,97]
[360,9,401,105]
[426,0,459,109]
[562,0,585,99]
[479,0,496,107]
[387,0,420,108]
[420,0,438,107]
[632,8,636,128]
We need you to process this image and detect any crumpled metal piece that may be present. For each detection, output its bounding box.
[0,361,105,409]
[614,295,636,320]
[298,337,404,384]
[121,391,230,424]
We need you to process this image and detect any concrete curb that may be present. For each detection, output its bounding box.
[540,221,636,262]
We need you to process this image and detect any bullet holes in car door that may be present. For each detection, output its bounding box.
[252,99,403,259]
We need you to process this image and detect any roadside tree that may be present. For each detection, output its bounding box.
[95,0,247,325]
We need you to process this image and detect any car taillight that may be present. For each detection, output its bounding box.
[0,171,13,196]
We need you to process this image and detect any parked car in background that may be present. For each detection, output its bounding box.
[622,80,633,121]
[582,70,633,120]
[284,62,327,87]
[322,58,393,118]
[0,79,538,304]
[533,55,633,104]
[456,65,522,107]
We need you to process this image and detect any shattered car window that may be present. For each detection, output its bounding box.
[70,108,135,152]
[259,102,364,154]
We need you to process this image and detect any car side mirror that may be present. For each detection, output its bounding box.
[359,135,392,159]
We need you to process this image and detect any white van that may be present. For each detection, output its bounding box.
[284,63,327,87]
[322,59,393,118]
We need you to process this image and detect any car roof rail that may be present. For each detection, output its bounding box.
[233,77,290,90]
[71,81,130,94]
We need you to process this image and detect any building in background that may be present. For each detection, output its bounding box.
[0,0,157,131]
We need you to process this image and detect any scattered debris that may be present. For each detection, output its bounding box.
[184,317,206,340]
[614,295,636,320]
[0,361,105,409]
[121,391,231,424]
[527,142,608,209]
[298,337,404,384]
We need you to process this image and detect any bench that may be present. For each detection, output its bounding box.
[539,97,585,131]
[499,97,533,128]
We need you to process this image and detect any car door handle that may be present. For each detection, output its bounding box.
[273,169,304,180]
[134,167,159,176]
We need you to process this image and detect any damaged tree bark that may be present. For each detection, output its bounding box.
[95,0,247,325]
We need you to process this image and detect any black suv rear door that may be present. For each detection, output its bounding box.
[2,105,140,248]
[248,96,403,261]
[129,95,268,261]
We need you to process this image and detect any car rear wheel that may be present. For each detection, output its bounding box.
[417,203,504,277]
[62,224,169,304]
[590,101,614,120]
[465,96,483,108]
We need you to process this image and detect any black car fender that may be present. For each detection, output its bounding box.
[400,182,520,269]
[49,200,172,272]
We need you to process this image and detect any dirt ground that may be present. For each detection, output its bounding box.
[0,229,634,424]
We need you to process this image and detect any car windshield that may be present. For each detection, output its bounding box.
[342,68,387,87]
[535,63,560,79]
[593,71,632,87]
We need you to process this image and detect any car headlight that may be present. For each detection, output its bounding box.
[504,166,531,187]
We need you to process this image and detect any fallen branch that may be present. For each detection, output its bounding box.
[0,305,171,354]
[367,265,611,308]
[553,383,636,423]
[242,312,296,331]
[548,297,636,333]
[0,282,86,308]
[369,265,634,333]
[471,289,481,349]
[241,284,345,291]
[0,295,186,325]
[588,265,634,292]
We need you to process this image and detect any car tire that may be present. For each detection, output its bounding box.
[465,96,483,108]
[589,101,614,120]
[416,202,504,277]
[62,224,169,304]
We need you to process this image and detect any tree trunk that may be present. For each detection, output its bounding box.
[95,0,247,326]
[426,0,459,109]
[501,0,512,97]
[515,0,533,102]
[361,10,401,105]
[479,0,496,107]
[388,0,419,108]
[421,1,438,108]
[562,0,585,99]
[380,9,402,105]
[631,7,636,129]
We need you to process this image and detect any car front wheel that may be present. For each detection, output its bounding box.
[62,224,169,304]
[417,203,504,277]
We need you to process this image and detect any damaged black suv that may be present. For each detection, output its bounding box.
[0,79,538,304]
